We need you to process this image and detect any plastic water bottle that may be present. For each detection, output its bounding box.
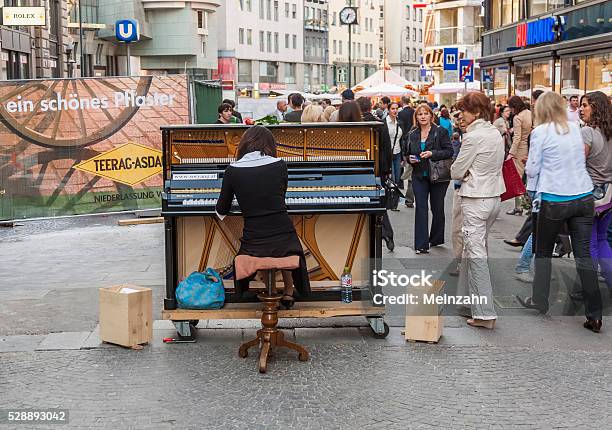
[341,267,353,303]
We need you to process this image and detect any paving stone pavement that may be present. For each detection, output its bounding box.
[1,199,612,428]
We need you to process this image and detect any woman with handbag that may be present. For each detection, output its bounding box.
[405,104,453,254]
[451,92,505,329]
[506,96,532,215]
[517,92,602,333]
[580,91,612,291]
[216,126,310,308]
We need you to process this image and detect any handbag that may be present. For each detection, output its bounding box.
[427,128,452,183]
[500,158,526,202]
[384,177,404,209]
[594,183,612,212]
[176,268,225,310]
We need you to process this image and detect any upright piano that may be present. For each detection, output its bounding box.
[161,122,386,311]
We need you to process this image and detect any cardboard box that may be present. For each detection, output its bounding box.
[405,280,444,343]
[99,285,152,348]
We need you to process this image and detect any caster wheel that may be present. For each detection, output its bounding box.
[370,322,390,339]
[176,322,197,341]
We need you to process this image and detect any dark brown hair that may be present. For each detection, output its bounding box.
[440,107,450,119]
[508,95,526,113]
[218,103,232,114]
[456,92,493,122]
[338,101,363,122]
[236,125,277,160]
[581,91,612,141]
[357,96,372,114]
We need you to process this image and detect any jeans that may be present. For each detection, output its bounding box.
[456,197,501,320]
[516,233,533,274]
[412,176,449,251]
[532,196,602,319]
[391,153,402,186]
[591,211,612,290]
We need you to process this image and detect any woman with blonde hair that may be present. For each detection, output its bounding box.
[321,105,336,122]
[517,91,602,333]
[405,103,453,253]
[301,104,324,123]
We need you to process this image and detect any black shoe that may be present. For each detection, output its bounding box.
[415,248,429,254]
[516,295,545,313]
[384,237,395,252]
[583,319,602,333]
[506,208,523,216]
[503,239,524,247]
[405,202,414,208]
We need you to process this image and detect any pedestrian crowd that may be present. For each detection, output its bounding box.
[214,89,612,333]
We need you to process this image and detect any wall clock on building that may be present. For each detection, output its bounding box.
[339,7,358,25]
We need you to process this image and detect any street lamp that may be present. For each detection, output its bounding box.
[339,6,358,88]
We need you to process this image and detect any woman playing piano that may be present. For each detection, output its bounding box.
[215,126,310,307]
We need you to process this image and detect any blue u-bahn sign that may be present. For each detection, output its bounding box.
[115,19,139,43]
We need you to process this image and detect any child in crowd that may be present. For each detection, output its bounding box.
[451,132,461,160]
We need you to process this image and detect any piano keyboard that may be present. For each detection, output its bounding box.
[175,155,368,164]
[181,196,373,207]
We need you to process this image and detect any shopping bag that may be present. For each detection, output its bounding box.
[500,158,526,202]
[176,268,225,309]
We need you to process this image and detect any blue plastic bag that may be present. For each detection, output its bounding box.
[176,268,225,310]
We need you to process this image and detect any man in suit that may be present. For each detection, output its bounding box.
[269,100,287,121]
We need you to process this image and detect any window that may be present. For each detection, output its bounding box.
[419,49,423,62]
[247,29,252,45]
[246,0,251,11]
[274,32,279,53]
[267,31,272,52]
[285,62,296,84]
[239,28,244,44]
[323,10,327,25]
[406,6,410,20]
[561,56,585,97]
[514,63,532,99]
[292,34,297,49]
[528,0,546,17]
[332,11,336,25]
[238,59,252,82]
[333,39,337,55]
[202,39,207,56]
[419,29,422,42]
[413,28,416,41]
[292,3,296,18]
[339,40,342,55]
[197,10,204,28]
[259,31,264,51]
[95,43,103,65]
[285,2,289,17]
[240,0,244,11]
[418,9,422,21]
[285,33,289,48]
[267,0,272,19]
[357,43,361,57]
[259,61,278,83]
[274,0,278,20]
[259,0,264,18]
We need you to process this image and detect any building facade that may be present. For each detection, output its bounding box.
[480,0,611,104]
[303,0,330,91]
[216,0,304,94]
[381,0,425,83]
[423,0,483,103]
[329,0,380,88]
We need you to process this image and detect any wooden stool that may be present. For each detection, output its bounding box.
[235,255,309,373]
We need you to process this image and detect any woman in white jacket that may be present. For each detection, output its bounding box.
[517,91,602,333]
[451,92,506,329]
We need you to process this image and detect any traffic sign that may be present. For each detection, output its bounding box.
[115,19,139,43]
[459,59,474,83]
[443,48,458,71]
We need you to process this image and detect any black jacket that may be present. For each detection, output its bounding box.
[362,113,390,175]
[405,124,453,180]
[380,117,407,176]
[398,106,414,134]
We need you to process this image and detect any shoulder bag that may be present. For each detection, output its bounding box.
[428,128,452,183]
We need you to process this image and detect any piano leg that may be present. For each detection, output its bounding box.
[164,217,177,310]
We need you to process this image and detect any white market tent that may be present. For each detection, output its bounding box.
[355,83,419,98]
[428,81,481,94]
[353,68,411,90]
